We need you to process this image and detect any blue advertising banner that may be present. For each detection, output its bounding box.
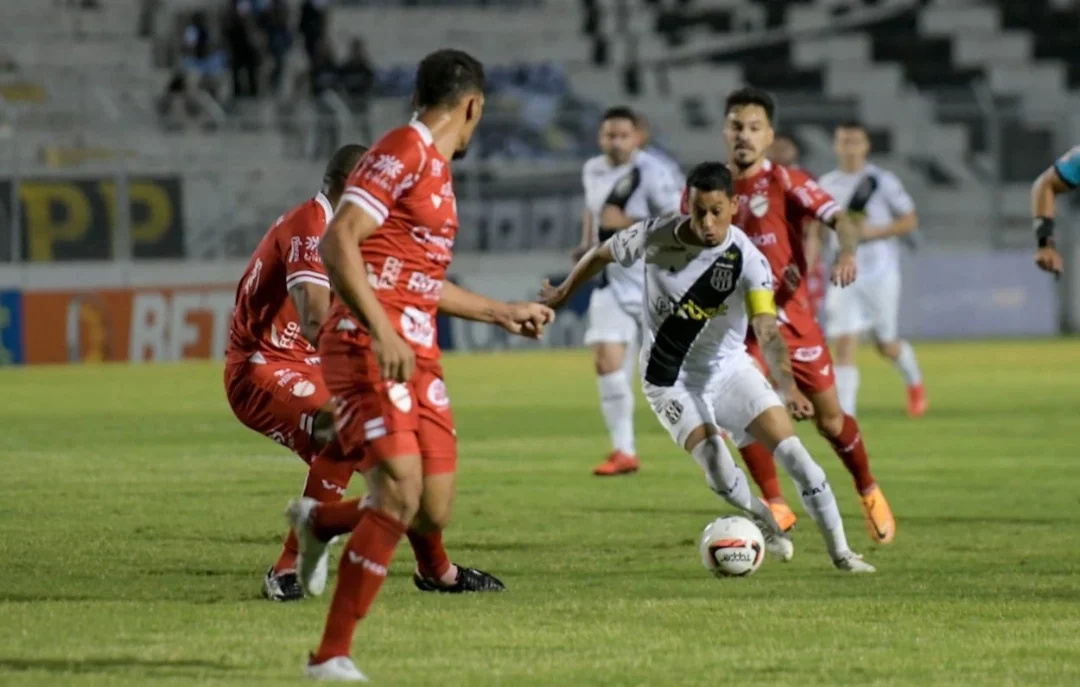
[0,290,24,365]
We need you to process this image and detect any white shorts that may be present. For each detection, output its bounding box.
[584,286,640,346]
[642,354,782,450]
[825,270,901,342]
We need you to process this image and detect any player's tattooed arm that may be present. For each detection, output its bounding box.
[827,210,858,287]
[1031,163,1071,275]
[439,281,554,339]
[751,313,813,420]
[320,203,414,381]
[288,282,331,346]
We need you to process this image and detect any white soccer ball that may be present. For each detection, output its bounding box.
[699,515,765,577]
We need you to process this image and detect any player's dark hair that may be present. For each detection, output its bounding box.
[414,49,486,109]
[686,162,734,198]
[774,131,799,147]
[323,144,368,195]
[724,87,775,124]
[602,105,639,126]
[836,119,868,134]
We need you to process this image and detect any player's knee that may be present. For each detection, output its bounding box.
[593,344,624,375]
[374,470,424,524]
[815,407,845,437]
[417,498,453,532]
[875,339,900,359]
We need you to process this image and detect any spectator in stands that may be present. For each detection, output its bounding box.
[308,39,341,158]
[225,0,264,99]
[299,0,330,65]
[339,37,375,142]
[260,0,293,94]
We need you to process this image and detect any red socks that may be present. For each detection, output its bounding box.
[274,452,357,574]
[406,529,453,582]
[739,442,785,502]
[313,508,406,663]
[822,414,876,493]
[311,498,367,542]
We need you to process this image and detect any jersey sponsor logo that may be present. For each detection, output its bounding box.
[270,321,306,350]
[391,173,418,201]
[792,345,823,362]
[387,382,413,414]
[662,397,683,424]
[371,154,405,179]
[243,258,263,294]
[749,193,769,218]
[430,159,443,177]
[654,296,676,318]
[304,237,321,263]
[346,551,389,576]
[274,367,302,387]
[431,194,443,209]
[291,379,316,397]
[400,306,434,348]
[426,378,450,408]
[750,233,778,247]
[820,364,831,377]
[288,236,302,262]
[406,271,443,301]
[367,255,403,290]
[679,298,727,321]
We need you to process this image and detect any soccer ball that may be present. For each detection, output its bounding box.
[699,515,765,577]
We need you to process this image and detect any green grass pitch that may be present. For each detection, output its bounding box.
[2,340,1080,686]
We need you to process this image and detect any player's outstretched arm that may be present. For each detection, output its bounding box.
[1032,165,1070,276]
[288,282,332,346]
[320,203,414,381]
[751,312,813,421]
[859,211,917,242]
[438,281,554,339]
[827,210,859,287]
[538,241,616,310]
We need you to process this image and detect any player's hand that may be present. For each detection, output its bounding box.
[500,302,556,339]
[831,253,857,287]
[372,328,415,382]
[538,279,568,310]
[784,387,814,421]
[571,242,594,262]
[1035,246,1064,277]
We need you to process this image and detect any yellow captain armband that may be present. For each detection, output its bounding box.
[745,289,777,317]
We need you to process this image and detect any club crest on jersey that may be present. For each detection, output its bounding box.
[426,378,450,408]
[711,264,734,292]
[749,193,769,218]
[387,383,413,413]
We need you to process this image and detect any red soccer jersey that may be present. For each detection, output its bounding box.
[733,160,839,313]
[328,120,456,360]
[226,193,334,364]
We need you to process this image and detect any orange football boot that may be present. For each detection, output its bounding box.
[768,502,797,532]
[593,451,640,476]
[860,485,896,544]
[907,383,927,418]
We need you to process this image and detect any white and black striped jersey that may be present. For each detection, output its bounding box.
[582,149,683,311]
[610,216,776,387]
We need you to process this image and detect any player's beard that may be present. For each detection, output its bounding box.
[732,147,759,171]
[452,147,468,160]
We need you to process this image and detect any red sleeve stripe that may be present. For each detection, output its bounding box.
[286,271,331,289]
[817,200,840,221]
[341,187,389,225]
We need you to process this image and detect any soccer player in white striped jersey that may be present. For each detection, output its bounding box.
[543,162,875,572]
[818,121,926,418]
[574,106,683,476]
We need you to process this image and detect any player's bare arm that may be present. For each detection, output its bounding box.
[320,202,415,381]
[288,282,332,347]
[539,240,615,310]
[858,210,917,243]
[826,210,859,287]
[751,312,813,420]
[572,207,595,261]
[439,280,554,339]
[598,204,639,234]
[1032,165,1069,275]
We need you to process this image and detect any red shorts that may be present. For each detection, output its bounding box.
[746,304,836,394]
[224,358,331,463]
[320,334,456,476]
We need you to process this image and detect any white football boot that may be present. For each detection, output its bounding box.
[749,514,795,562]
[285,498,330,596]
[833,552,876,573]
[305,656,369,682]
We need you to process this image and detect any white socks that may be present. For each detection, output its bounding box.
[773,437,850,559]
[834,365,859,417]
[893,340,922,386]
[691,436,784,534]
[597,369,635,455]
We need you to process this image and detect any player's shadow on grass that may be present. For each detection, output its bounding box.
[0,657,238,676]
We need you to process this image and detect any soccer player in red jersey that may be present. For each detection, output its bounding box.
[720,87,895,545]
[285,49,554,682]
[224,144,367,602]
